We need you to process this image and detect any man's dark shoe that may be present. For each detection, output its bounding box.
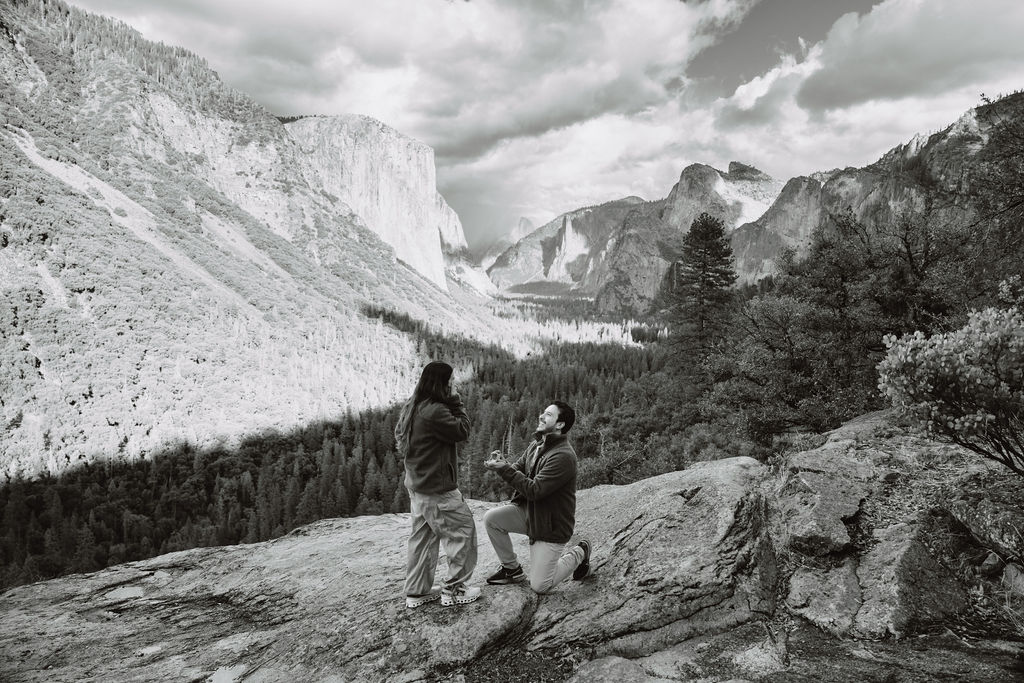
[573,539,591,580]
[486,564,525,585]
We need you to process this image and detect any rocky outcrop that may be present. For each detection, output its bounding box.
[947,495,1024,564]
[0,458,774,682]
[5,414,1023,681]
[853,522,969,639]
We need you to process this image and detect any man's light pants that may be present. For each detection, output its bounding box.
[484,503,584,594]
[405,488,477,596]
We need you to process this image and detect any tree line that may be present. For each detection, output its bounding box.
[0,315,658,589]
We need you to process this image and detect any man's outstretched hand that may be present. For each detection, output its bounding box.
[483,450,507,470]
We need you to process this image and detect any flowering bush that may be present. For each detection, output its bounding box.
[878,307,1024,477]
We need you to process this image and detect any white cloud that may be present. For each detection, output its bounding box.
[797,0,1024,111]
[690,0,1024,181]
[69,0,1024,249]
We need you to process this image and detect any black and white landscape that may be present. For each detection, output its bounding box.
[1,1,1023,681]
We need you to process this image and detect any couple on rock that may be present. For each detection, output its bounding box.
[394,361,592,608]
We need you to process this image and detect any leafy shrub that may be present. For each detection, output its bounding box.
[878,306,1024,476]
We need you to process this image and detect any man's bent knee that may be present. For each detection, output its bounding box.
[483,505,510,530]
[530,577,554,594]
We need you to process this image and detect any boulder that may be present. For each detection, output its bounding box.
[776,435,877,556]
[854,523,969,639]
[948,496,1024,564]
[786,558,861,636]
[528,458,774,658]
[1004,563,1024,597]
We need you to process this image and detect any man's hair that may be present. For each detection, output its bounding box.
[552,400,575,434]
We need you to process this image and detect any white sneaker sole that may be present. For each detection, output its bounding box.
[405,593,441,608]
[440,593,480,606]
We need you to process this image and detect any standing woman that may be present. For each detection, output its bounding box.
[395,360,480,608]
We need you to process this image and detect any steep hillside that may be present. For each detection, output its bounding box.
[731,98,1022,287]
[0,0,508,478]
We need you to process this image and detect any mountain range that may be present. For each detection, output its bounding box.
[487,107,1000,315]
[1,0,1017,478]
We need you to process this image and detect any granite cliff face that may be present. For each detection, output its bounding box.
[288,115,476,291]
[490,164,783,305]
[593,162,784,313]
[4,414,1021,681]
[487,197,648,296]
[731,107,994,284]
[730,175,824,282]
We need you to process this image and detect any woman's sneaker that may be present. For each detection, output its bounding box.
[486,564,525,585]
[440,585,481,606]
[405,586,441,609]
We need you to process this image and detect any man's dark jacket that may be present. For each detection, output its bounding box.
[494,432,577,544]
[404,397,470,494]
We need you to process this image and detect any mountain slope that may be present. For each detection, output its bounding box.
[730,102,1015,285]
[0,0,502,477]
[479,217,535,271]
[593,162,784,313]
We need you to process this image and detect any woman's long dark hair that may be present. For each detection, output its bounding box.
[394,361,453,456]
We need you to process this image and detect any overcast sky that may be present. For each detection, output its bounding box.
[71,0,1024,252]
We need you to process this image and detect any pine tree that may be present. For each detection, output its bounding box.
[668,212,737,374]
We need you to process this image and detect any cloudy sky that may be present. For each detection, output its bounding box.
[71,0,1024,252]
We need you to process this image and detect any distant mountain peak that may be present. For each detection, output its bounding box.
[726,161,773,182]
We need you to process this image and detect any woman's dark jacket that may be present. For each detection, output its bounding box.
[403,397,471,494]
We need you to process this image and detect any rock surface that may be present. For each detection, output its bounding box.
[853,522,969,639]
[3,415,1024,682]
[487,197,646,296]
[287,114,467,291]
[948,496,1024,564]
[0,458,773,682]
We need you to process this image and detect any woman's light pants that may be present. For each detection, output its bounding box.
[405,488,478,596]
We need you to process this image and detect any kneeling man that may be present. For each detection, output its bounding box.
[482,401,591,593]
